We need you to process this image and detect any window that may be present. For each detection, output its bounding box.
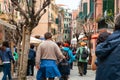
[103,0,114,16]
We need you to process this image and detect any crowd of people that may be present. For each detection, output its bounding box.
[35,32,90,80]
[0,32,89,80]
[0,14,120,80]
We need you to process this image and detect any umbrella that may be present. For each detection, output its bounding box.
[30,37,42,44]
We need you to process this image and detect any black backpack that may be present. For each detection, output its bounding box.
[58,59,70,75]
[61,49,69,61]
[81,47,88,60]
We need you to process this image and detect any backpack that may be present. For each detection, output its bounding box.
[81,47,88,60]
[61,49,69,61]
[58,59,70,75]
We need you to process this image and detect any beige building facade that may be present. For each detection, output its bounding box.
[32,0,58,40]
[95,0,103,19]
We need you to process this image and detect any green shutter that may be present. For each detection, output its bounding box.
[103,0,114,16]
[90,0,94,12]
[56,18,59,24]
[103,0,107,13]
[79,12,83,19]
[108,0,114,16]
[83,3,88,16]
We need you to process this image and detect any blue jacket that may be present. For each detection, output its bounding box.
[0,48,14,63]
[28,49,36,60]
[62,47,75,63]
[95,30,120,80]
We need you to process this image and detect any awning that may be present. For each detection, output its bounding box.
[91,33,99,39]
[71,38,77,44]
[30,37,42,44]
[0,19,16,29]
[78,34,85,39]
[81,33,99,40]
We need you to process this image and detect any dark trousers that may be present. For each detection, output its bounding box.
[27,60,35,76]
[78,62,87,76]
[83,62,88,75]
[2,63,12,80]
[70,62,73,69]
[60,75,68,80]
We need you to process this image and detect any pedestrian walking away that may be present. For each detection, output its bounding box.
[27,44,36,76]
[0,41,15,80]
[62,42,76,70]
[58,54,70,80]
[57,42,70,80]
[75,42,89,76]
[35,32,65,80]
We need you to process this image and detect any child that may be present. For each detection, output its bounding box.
[58,51,70,80]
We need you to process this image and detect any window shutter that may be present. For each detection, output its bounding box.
[83,3,88,17]
[90,0,94,12]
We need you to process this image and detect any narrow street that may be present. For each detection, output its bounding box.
[27,65,96,80]
[28,65,96,80]
[68,65,95,80]
[0,65,96,80]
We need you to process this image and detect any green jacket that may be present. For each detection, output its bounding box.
[76,47,87,62]
[13,52,18,61]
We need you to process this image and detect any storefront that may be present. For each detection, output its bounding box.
[0,19,16,44]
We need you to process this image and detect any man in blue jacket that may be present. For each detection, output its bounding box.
[27,44,36,76]
[95,14,120,80]
[1,41,15,80]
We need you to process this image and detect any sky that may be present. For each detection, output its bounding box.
[55,0,81,10]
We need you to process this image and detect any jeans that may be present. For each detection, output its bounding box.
[2,63,12,80]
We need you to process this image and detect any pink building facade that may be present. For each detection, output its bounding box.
[95,0,103,20]
[71,10,79,36]
[115,0,120,16]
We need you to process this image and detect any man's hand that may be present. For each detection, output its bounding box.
[36,64,40,70]
[12,60,15,64]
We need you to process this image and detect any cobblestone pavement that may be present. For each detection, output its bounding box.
[68,66,96,80]
[0,65,96,80]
